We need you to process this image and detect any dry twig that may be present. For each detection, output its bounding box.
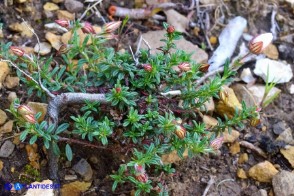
[239,140,267,158]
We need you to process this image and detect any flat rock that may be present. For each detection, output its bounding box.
[34,42,52,55]
[24,180,54,196]
[252,189,268,196]
[161,150,188,164]
[238,153,249,164]
[7,92,17,103]
[27,102,48,122]
[57,10,75,20]
[254,58,293,84]
[280,146,294,168]
[8,22,34,38]
[64,0,84,13]
[45,32,62,50]
[72,158,93,181]
[223,129,240,143]
[61,181,91,196]
[230,141,240,155]
[276,128,294,145]
[0,120,14,134]
[0,140,15,158]
[232,84,281,108]
[272,170,294,196]
[164,9,189,33]
[141,30,208,64]
[45,23,68,34]
[203,115,218,129]
[4,75,20,89]
[248,161,278,182]
[0,62,10,89]
[273,121,287,135]
[263,44,279,60]
[0,109,8,126]
[43,2,59,11]
[237,168,247,179]
[240,68,256,84]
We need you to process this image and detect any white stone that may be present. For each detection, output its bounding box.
[240,68,256,84]
[34,42,52,55]
[289,84,294,94]
[254,58,293,84]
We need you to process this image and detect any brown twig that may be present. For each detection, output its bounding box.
[58,137,113,151]
[239,140,267,158]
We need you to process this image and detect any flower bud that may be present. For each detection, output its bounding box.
[248,33,273,54]
[142,64,152,72]
[178,62,191,72]
[134,164,145,174]
[135,173,148,183]
[103,21,122,33]
[23,114,37,124]
[115,87,121,93]
[55,19,71,28]
[199,63,210,73]
[17,105,35,116]
[175,125,186,139]
[10,46,25,57]
[167,25,175,34]
[250,112,261,127]
[210,137,224,150]
[81,22,96,34]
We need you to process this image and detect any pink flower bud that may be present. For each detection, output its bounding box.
[175,125,186,139]
[249,33,273,54]
[23,114,37,124]
[10,46,25,57]
[199,63,210,73]
[134,164,145,174]
[135,173,148,183]
[103,21,122,33]
[167,25,175,34]
[178,62,191,72]
[81,22,96,34]
[17,105,35,116]
[142,64,152,72]
[55,19,71,28]
[115,87,121,93]
[210,137,224,150]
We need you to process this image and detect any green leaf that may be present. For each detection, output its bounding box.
[65,144,73,161]
[52,142,61,156]
[20,130,29,142]
[29,135,38,144]
[56,123,69,134]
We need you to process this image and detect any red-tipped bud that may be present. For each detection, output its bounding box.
[17,105,35,116]
[55,19,71,28]
[23,114,37,124]
[210,137,224,150]
[115,87,121,93]
[248,33,273,54]
[10,46,25,57]
[134,164,145,174]
[56,44,69,56]
[81,22,96,34]
[135,173,148,183]
[199,63,210,72]
[178,62,191,72]
[175,125,186,139]
[142,64,152,72]
[167,25,175,34]
[250,112,261,127]
[103,21,122,33]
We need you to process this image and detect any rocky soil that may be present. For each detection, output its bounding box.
[1,0,294,196]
